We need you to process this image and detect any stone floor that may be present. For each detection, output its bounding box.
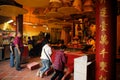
[0,57,120,80]
[0,57,52,80]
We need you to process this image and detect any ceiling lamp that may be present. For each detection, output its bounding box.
[83,0,94,12]
[0,5,28,17]
[15,0,49,7]
[73,0,82,12]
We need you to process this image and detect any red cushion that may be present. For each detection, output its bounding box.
[27,62,40,70]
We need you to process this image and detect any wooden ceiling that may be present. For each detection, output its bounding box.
[0,0,119,25]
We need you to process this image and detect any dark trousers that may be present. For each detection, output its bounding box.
[51,69,64,80]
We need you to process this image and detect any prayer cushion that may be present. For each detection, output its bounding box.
[27,62,40,70]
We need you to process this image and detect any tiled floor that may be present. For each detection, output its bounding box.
[0,57,120,80]
[0,57,52,80]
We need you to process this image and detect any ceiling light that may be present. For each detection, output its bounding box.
[7,20,13,23]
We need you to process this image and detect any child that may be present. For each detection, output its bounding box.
[9,37,15,67]
[51,46,66,80]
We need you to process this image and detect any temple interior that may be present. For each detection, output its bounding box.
[0,0,120,80]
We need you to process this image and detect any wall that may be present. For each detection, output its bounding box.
[23,24,48,36]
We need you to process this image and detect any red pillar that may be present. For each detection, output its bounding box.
[15,4,23,34]
[16,15,23,34]
[95,0,117,80]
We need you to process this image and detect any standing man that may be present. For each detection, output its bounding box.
[13,32,23,71]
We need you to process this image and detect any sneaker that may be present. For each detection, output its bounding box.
[36,70,40,77]
[40,72,43,78]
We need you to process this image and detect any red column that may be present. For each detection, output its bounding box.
[16,15,23,34]
[96,0,117,80]
[15,4,23,34]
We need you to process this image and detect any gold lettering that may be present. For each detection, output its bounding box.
[100,34,109,45]
[100,21,108,31]
[99,75,107,80]
[100,7,107,17]
[100,61,108,72]
[100,49,108,58]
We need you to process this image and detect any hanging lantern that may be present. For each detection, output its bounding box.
[49,0,62,7]
[73,0,82,12]
[49,0,62,12]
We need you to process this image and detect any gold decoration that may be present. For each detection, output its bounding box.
[100,34,109,45]
[99,75,107,80]
[100,21,108,32]
[100,7,107,17]
[100,61,108,72]
[100,48,108,58]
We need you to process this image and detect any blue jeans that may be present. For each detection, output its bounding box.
[40,59,51,74]
[14,47,23,69]
[10,52,14,67]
